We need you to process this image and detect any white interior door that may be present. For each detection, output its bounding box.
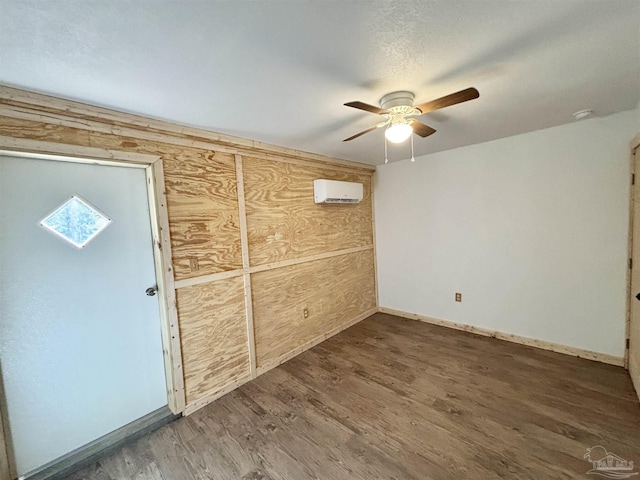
[631,145,640,400]
[0,155,168,476]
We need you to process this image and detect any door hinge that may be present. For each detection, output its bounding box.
[633,174,635,186]
[626,338,630,350]
[630,258,633,270]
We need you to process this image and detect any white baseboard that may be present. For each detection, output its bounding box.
[378,306,625,367]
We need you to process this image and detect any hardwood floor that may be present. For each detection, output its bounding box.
[65,313,640,479]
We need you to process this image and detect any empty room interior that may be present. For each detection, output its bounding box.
[1,1,640,479]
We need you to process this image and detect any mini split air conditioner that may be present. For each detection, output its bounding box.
[313,179,363,204]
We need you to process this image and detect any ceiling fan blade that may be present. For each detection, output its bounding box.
[414,87,479,115]
[410,119,437,137]
[344,101,389,115]
[343,125,379,142]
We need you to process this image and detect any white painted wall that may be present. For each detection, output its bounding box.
[375,109,639,358]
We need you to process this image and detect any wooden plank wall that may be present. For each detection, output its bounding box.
[0,86,377,414]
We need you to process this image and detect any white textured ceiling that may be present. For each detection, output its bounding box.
[1,1,639,165]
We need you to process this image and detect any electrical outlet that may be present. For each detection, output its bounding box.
[455,293,462,302]
[303,308,309,319]
[189,258,199,272]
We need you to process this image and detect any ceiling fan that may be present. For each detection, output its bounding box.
[343,87,479,143]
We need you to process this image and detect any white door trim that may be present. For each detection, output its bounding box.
[627,134,640,409]
[627,133,640,371]
[0,380,9,480]
[0,138,186,475]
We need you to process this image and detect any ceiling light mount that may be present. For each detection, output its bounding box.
[379,91,416,113]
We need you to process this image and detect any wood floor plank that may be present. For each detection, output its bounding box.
[298,333,585,478]
[279,352,542,479]
[242,371,425,480]
[63,313,640,480]
[134,462,166,480]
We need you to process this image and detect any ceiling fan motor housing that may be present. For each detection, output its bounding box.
[380,91,415,113]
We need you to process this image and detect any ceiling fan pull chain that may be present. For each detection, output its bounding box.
[384,135,389,164]
[410,134,415,162]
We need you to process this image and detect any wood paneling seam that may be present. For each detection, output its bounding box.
[0,91,375,173]
[0,105,372,174]
[174,244,375,289]
[174,269,245,290]
[235,154,257,378]
[147,161,186,414]
[249,245,374,273]
[0,135,159,164]
[370,171,380,309]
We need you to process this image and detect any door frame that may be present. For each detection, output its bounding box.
[0,379,9,480]
[0,136,185,477]
[626,132,640,371]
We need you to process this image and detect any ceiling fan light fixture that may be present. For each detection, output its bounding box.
[385,122,413,143]
[343,87,478,143]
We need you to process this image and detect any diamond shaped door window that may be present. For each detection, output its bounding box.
[40,195,112,248]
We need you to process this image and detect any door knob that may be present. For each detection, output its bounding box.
[636,293,640,301]
[146,287,157,297]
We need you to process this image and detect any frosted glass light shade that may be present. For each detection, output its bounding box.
[385,123,413,143]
